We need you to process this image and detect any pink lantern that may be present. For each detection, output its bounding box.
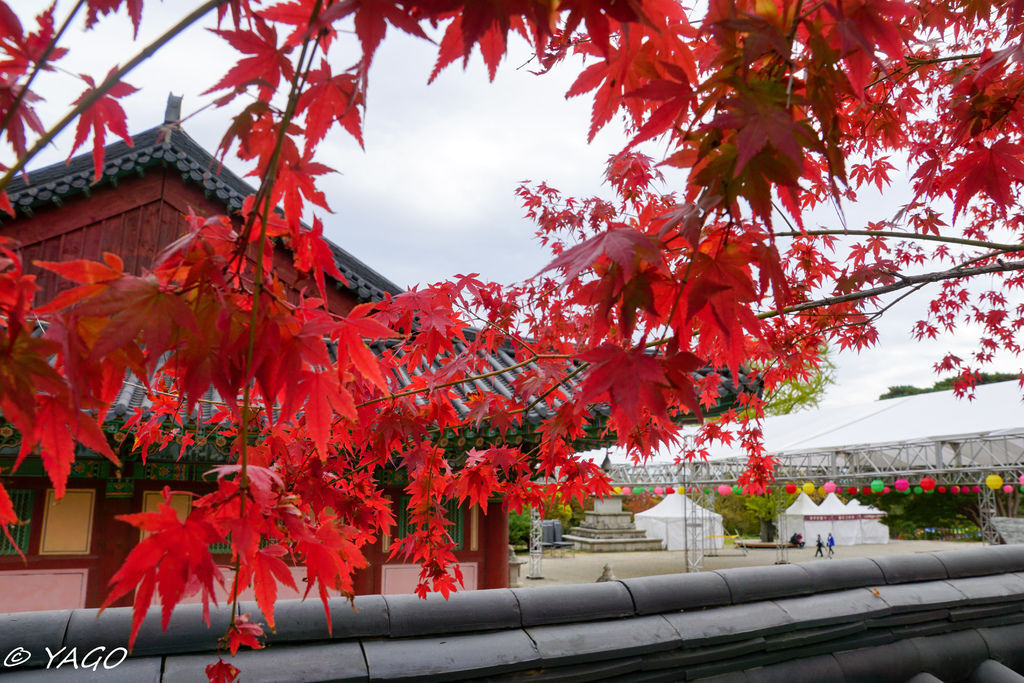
[1004,485,1014,494]
[824,481,836,493]
[622,487,632,495]
[894,478,909,492]
[883,486,891,494]
[1020,473,1024,486]
[654,486,665,495]
[972,485,981,493]
[717,484,732,496]
[951,485,960,493]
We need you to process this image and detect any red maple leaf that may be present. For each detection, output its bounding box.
[225,613,264,656]
[67,70,137,182]
[205,659,240,683]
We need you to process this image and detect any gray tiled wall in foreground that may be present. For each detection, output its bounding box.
[4,545,1024,681]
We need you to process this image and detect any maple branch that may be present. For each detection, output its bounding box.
[0,0,230,194]
[905,52,984,66]
[0,0,85,141]
[775,229,1024,253]
[761,258,1024,319]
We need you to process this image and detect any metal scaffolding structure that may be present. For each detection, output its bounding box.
[597,428,1024,554]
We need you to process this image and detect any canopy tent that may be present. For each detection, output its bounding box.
[802,493,861,546]
[845,498,890,545]
[634,493,724,551]
[777,492,819,543]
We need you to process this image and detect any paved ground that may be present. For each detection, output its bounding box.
[512,539,986,587]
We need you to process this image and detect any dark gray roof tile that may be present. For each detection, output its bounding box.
[664,601,794,646]
[947,574,1024,605]
[969,659,1024,683]
[867,609,951,628]
[65,603,231,657]
[871,554,949,584]
[525,615,680,666]
[773,586,890,626]
[362,630,539,681]
[639,637,766,670]
[621,572,731,615]
[833,640,924,682]
[712,564,814,604]
[950,604,1024,622]
[978,623,1024,670]
[163,642,367,683]
[0,609,73,667]
[0,656,161,682]
[512,582,634,627]
[383,589,520,637]
[763,620,866,650]
[873,581,967,613]
[509,657,644,682]
[907,674,946,683]
[911,630,992,682]
[796,556,886,591]
[933,547,1024,579]
[742,654,844,683]
[246,595,389,643]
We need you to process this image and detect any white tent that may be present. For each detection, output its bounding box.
[845,498,890,544]
[634,493,724,550]
[778,492,819,542]
[802,493,862,546]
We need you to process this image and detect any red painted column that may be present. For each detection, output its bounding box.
[481,500,509,589]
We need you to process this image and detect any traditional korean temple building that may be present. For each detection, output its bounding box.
[0,99,755,613]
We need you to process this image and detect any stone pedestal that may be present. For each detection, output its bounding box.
[563,496,663,552]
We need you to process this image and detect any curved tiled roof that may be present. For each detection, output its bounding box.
[4,125,403,302]
[3,545,1024,680]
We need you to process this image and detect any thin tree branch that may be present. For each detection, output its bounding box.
[761,258,1024,319]
[776,229,1024,253]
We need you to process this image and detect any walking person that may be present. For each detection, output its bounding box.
[827,532,835,558]
[814,534,824,558]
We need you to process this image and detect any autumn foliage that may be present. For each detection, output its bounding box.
[2,0,1024,678]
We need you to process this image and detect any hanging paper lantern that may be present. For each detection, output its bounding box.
[703,488,711,495]
[665,487,675,495]
[1003,485,1014,494]
[972,485,981,493]
[913,486,923,494]
[621,487,632,495]
[870,479,884,493]
[613,487,622,494]
[883,486,891,494]
[654,486,665,496]
[785,483,797,494]
[986,474,1004,490]
[894,478,910,492]
[824,481,836,493]
[1020,486,1024,493]
[847,486,858,495]
[938,486,946,493]
[920,477,936,491]
[802,482,815,495]
[717,484,732,496]
[951,485,960,494]
[1020,473,1024,486]
[732,484,742,495]
[766,487,773,495]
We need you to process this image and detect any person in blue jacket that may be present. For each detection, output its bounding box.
[827,532,835,558]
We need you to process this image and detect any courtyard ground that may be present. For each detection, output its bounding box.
[514,539,987,587]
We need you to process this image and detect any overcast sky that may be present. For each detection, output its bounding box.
[12,1,1019,409]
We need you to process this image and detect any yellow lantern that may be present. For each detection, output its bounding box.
[985,474,1004,490]
[613,487,622,495]
[802,482,815,495]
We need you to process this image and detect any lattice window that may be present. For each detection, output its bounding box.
[0,489,34,556]
[395,497,463,550]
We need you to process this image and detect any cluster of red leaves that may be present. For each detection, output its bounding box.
[2,0,1024,680]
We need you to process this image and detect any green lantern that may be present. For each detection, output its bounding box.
[913,486,923,494]
[732,484,742,495]
[870,479,884,493]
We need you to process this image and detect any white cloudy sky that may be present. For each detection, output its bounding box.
[11,1,1019,408]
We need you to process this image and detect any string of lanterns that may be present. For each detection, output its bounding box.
[609,473,1024,496]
